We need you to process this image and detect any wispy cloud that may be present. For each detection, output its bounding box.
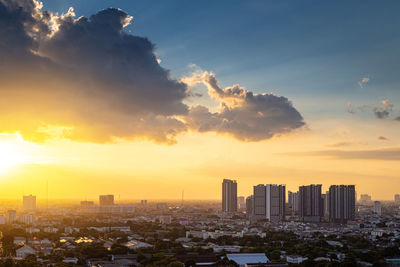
[358,77,370,88]
[373,100,393,119]
[377,136,388,141]
[347,100,396,120]
[326,141,367,148]
[285,148,400,161]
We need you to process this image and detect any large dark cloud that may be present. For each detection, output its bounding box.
[39,8,187,116]
[182,71,305,141]
[0,0,304,144]
[0,0,187,143]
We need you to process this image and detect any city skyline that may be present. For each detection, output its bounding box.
[0,0,400,200]
[1,1,400,265]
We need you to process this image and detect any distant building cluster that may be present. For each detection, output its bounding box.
[222,179,359,224]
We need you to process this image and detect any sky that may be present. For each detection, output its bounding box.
[0,0,399,201]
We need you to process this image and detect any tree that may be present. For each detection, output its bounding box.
[268,250,281,261]
[167,261,184,267]
[185,259,196,267]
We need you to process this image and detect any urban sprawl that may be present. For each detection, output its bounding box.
[0,180,399,266]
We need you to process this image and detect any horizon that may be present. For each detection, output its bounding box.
[0,0,399,201]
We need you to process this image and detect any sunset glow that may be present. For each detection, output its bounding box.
[0,0,399,202]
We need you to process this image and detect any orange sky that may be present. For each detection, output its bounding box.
[1,115,399,201]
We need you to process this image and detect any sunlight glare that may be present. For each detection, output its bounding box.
[0,133,32,174]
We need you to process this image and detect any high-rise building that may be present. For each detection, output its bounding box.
[99,195,114,206]
[222,179,237,213]
[246,195,253,217]
[252,184,285,222]
[18,213,35,225]
[288,191,299,213]
[266,184,286,222]
[7,210,16,224]
[323,191,330,217]
[299,184,323,222]
[237,196,245,210]
[359,194,372,204]
[328,185,356,223]
[253,184,266,217]
[395,194,400,204]
[374,201,382,215]
[23,195,36,210]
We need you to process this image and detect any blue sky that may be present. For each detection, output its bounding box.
[41,0,400,119]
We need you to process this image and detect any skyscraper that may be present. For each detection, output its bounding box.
[222,179,237,212]
[253,184,266,218]
[252,184,285,222]
[328,185,356,223]
[23,195,36,210]
[237,196,245,210]
[374,201,382,215]
[246,195,253,218]
[288,191,299,213]
[323,191,330,218]
[299,184,323,222]
[99,195,114,206]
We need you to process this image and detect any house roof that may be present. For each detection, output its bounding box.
[226,253,269,265]
[17,245,36,254]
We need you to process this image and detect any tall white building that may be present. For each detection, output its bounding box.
[252,184,285,222]
[23,195,36,210]
[374,201,382,215]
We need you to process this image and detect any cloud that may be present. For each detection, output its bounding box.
[347,100,396,120]
[373,100,393,119]
[0,0,304,144]
[0,0,189,144]
[286,148,400,161]
[181,71,305,141]
[326,141,366,148]
[395,116,400,121]
[347,103,356,114]
[358,77,370,88]
[377,136,388,141]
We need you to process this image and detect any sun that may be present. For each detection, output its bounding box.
[0,133,31,174]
